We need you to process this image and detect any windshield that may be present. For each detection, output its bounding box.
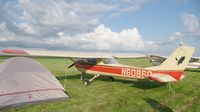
[82,58,97,65]
[103,58,119,64]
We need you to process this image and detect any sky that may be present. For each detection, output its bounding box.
[0,0,200,56]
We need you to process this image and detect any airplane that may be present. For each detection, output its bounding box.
[148,55,200,69]
[0,44,196,86]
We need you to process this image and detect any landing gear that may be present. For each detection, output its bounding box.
[82,74,100,86]
[109,77,115,81]
[83,80,90,86]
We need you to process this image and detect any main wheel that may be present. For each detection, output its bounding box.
[109,77,115,81]
[83,80,90,86]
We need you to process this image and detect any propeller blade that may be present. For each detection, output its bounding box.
[68,63,75,68]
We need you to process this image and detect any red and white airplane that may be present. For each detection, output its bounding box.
[0,45,195,86]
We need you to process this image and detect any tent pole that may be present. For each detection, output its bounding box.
[64,59,68,88]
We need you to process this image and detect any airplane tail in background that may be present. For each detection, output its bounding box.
[147,45,195,82]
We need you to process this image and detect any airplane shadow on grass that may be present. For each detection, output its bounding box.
[56,74,166,89]
[143,98,173,112]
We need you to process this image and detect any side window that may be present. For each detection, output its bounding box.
[103,58,118,64]
[89,58,97,64]
[83,58,97,65]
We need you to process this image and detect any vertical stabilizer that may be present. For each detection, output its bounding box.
[148,45,195,71]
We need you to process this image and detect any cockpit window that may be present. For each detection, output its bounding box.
[103,58,119,64]
[82,58,118,65]
[83,58,97,65]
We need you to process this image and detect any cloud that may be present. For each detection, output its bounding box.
[78,25,145,51]
[109,0,149,18]
[157,32,183,45]
[17,22,37,35]
[181,13,200,35]
[0,0,118,39]
[0,22,16,41]
[0,0,148,38]
[0,24,157,52]
[157,13,200,46]
[0,40,67,50]
[44,25,157,51]
[0,0,152,52]
[17,0,104,36]
[169,32,182,41]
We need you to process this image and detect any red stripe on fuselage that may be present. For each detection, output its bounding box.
[75,62,183,80]
[80,65,121,74]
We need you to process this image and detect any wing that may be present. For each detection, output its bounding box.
[0,49,146,59]
[190,57,200,62]
[113,53,146,58]
[147,55,167,66]
[148,55,167,59]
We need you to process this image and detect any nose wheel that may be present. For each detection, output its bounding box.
[83,80,90,86]
[82,74,100,86]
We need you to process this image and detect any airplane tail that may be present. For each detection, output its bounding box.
[146,45,195,82]
[148,45,195,71]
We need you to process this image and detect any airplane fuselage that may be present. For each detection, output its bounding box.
[74,60,183,80]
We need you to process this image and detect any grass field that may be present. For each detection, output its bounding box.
[0,56,200,112]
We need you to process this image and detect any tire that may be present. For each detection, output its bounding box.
[83,80,90,86]
[109,77,115,81]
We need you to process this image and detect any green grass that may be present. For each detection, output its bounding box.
[0,56,200,112]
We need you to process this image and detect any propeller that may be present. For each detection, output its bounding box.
[68,63,75,68]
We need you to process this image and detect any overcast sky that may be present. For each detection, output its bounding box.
[0,0,200,55]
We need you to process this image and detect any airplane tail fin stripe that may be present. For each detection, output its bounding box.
[170,71,183,80]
